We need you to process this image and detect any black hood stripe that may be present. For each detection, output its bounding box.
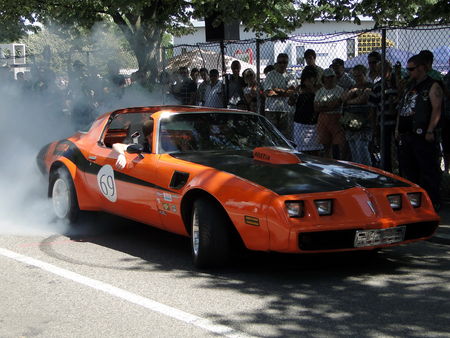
[171,152,410,195]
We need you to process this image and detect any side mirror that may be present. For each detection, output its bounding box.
[126,144,144,154]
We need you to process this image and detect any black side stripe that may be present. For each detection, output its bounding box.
[55,140,174,193]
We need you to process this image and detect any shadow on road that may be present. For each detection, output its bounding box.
[39,212,450,337]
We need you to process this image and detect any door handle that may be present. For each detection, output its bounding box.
[88,156,97,161]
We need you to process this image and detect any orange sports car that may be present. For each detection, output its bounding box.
[37,106,439,268]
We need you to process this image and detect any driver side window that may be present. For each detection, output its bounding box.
[103,124,130,148]
[102,113,151,148]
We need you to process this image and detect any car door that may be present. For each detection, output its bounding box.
[85,143,165,230]
[84,112,165,230]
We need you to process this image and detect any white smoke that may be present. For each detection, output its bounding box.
[0,23,179,236]
[0,81,71,235]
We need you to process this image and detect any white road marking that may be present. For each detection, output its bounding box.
[0,247,253,338]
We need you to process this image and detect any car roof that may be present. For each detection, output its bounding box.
[108,105,250,117]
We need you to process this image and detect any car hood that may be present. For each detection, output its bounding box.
[171,151,411,195]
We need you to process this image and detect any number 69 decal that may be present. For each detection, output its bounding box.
[97,165,117,202]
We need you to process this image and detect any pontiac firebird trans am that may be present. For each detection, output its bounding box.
[37,106,439,268]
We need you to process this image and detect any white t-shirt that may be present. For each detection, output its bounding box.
[263,70,297,113]
[204,81,224,108]
[314,86,345,114]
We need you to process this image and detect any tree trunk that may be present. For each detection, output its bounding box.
[111,12,163,86]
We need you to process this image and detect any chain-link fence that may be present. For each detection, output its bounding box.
[162,24,449,202]
[1,24,449,200]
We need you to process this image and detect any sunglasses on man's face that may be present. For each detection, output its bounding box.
[407,66,417,72]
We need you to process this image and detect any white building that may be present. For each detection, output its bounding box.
[172,21,449,73]
[174,19,376,45]
[172,20,375,72]
[0,43,28,78]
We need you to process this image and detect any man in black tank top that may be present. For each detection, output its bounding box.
[397,54,444,211]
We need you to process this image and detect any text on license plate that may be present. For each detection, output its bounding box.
[354,226,406,248]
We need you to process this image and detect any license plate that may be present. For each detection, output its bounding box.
[354,226,406,248]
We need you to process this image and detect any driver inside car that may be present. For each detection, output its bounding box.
[112,119,154,169]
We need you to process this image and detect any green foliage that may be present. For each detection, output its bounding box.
[191,0,308,38]
[305,0,449,27]
[1,0,448,82]
[191,0,448,34]
[21,24,137,76]
[0,0,39,42]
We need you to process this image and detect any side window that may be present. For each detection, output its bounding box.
[102,113,151,148]
[103,117,131,148]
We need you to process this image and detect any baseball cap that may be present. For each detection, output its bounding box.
[323,68,336,77]
[331,58,344,67]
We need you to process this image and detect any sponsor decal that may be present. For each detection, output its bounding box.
[244,216,260,226]
[171,205,177,213]
[162,203,170,210]
[157,191,180,200]
[97,165,117,202]
[254,151,270,161]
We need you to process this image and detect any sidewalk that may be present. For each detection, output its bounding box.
[429,201,450,245]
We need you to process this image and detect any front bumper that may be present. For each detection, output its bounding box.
[298,221,438,251]
[266,187,440,253]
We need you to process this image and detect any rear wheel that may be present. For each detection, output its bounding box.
[50,168,80,223]
[191,198,231,269]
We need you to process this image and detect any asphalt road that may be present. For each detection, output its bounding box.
[1,212,449,338]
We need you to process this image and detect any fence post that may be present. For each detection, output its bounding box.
[220,40,228,108]
[256,39,262,115]
[380,28,387,170]
[162,46,166,105]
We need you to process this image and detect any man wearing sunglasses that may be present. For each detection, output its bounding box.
[397,54,444,211]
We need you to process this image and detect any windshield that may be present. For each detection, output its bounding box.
[158,112,292,153]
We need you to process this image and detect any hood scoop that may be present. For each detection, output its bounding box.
[253,147,301,165]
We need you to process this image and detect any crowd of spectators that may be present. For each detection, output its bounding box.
[1,59,131,131]
[3,49,449,210]
[162,49,449,211]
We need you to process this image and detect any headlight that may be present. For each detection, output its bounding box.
[407,192,421,208]
[285,201,304,218]
[387,194,402,210]
[314,199,333,216]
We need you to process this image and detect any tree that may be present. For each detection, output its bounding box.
[1,0,448,82]
[305,0,450,27]
[0,1,39,42]
[21,23,138,76]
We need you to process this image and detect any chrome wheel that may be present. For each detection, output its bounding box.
[191,198,231,268]
[192,208,200,256]
[52,178,70,219]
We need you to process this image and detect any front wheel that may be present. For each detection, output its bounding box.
[50,168,80,223]
[191,198,231,269]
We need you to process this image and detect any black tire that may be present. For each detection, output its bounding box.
[191,198,231,268]
[49,167,80,223]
